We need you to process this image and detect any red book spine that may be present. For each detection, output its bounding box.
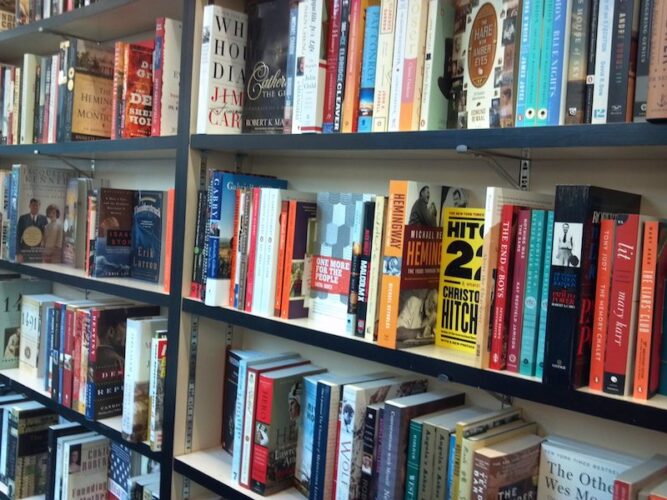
[274,201,290,316]
[71,310,84,411]
[245,188,261,312]
[228,189,242,307]
[250,375,274,489]
[649,225,667,394]
[490,204,519,370]
[506,209,531,372]
[322,0,342,131]
[152,18,165,137]
[614,480,630,500]
[633,220,658,399]
[62,307,75,408]
[589,218,615,391]
[604,214,641,395]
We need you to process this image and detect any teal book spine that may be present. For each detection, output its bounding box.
[515,0,543,126]
[445,433,456,500]
[535,0,555,126]
[358,6,380,133]
[520,210,547,376]
[404,419,422,500]
[535,210,555,380]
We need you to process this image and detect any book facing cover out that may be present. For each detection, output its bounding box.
[93,188,134,278]
[130,190,163,283]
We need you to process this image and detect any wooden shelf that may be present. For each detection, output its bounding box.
[0,368,161,462]
[191,123,667,160]
[0,0,183,62]
[0,260,169,307]
[174,448,302,500]
[182,298,667,434]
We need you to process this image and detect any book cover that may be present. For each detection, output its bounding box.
[152,18,182,136]
[196,5,247,134]
[463,0,520,128]
[62,435,110,500]
[633,0,654,121]
[131,190,163,283]
[436,207,485,356]
[18,293,58,379]
[121,41,154,138]
[378,182,468,349]
[108,441,146,500]
[544,185,641,388]
[92,188,134,278]
[243,0,290,133]
[45,422,86,500]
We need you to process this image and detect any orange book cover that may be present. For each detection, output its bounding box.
[342,0,379,133]
[399,0,428,131]
[377,180,468,349]
[633,220,658,399]
[163,189,175,294]
[589,218,615,391]
[274,200,290,317]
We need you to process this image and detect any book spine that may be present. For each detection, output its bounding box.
[281,201,298,318]
[607,0,640,122]
[364,197,385,341]
[399,0,427,131]
[372,0,397,132]
[519,210,547,376]
[250,376,274,493]
[245,188,261,312]
[79,313,90,413]
[507,210,531,372]
[50,305,61,401]
[432,427,449,499]
[584,0,601,123]
[419,0,450,131]
[356,201,375,336]
[633,220,658,398]
[346,197,367,335]
[333,0,352,132]
[536,0,556,125]
[647,0,667,120]
[341,0,366,133]
[377,181,408,349]
[323,0,343,133]
[405,420,422,500]
[515,0,538,126]
[240,368,261,487]
[41,58,51,144]
[261,189,280,315]
[387,0,408,131]
[204,171,223,307]
[152,18,165,136]
[48,55,58,143]
[545,0,572,125]
[71,312,82,410]
[283,0,299,134]
[614,481,630,500]
[292,0,308,134]
[359,405,379,500]
[589,218,615,391]
[111,42,125,140]
[274,200,290,317]
[309,383,331,500]
[229,189,242,307]
[633,0,654,121]
[591,0,616,123]
[604,215,642,396]
[12,67,20,145]
[196,6,212,134]
[19,54,36,145]
[237,190,252,309]
[565,0,592,124]
[157,18,182,135]
[300,0,327,133]
[62,308,75,408]
[231,360,249,483]
[378,405,401,500]
[357,5,380,132]
[490,205,518,370]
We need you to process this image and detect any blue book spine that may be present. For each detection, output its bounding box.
[445,433,456,500]
[296,376,319,495]
[544,0,570,125]
[357,6,380,133]
[231,358,250,483]
[309,383,332,500]
[284,1,299,133]
[43,306,54,391]
[536,0,556,125]
[206,171,224,282]
[535,210,555,380]
[130,190,163,283]
[7,167,18,262]
[86,382,94,419]
[520,210,547,376]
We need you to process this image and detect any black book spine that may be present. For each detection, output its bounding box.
[237,188,253,308]
[584,0,601,123]
[56,40,70,143]
[359,405,380,500]
[607,0,640,122]
[565,0,593,124]
[333,0,351,133]
[33,60,41,144]
[355,201,375,337]
[190,189,208,299]
[221,349,239,453]
[633,0,654,120]
[6,410,18,496]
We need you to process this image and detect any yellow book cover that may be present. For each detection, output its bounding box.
[435,207,485,355]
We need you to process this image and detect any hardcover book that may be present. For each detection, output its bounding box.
[148,334,167,452]
[130,190,163,283]
[108,441,147,500]
[18,293,59,379]
[647,0,667,120]
[243,0,290,133]
[121,41,154,138]
[544,185,641,388]
[633,0,654,121]
[61,435,110,500]
[45,422,86,500]
[62,177,95,269]
[378,181,468,349]
[152,18,182,136]
[435,207,485,356]
[197,5,247,134]
[0,1,14,32]
[93,188,134,278]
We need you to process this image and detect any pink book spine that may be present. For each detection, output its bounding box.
[245,188,261,312]
[507,209,531,372]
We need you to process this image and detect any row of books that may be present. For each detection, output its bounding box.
[199,0,667,136]
[1,0,98,27]
[221,348,667,500]
[0,164,175,287]
[0,17,181,145]
[0,392,159,499]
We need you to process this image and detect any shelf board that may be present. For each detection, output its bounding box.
[0,0,183,62]
[0,368,161,461]
[174,448,302,500]
[183,298,667,434]
[0,136,179,160]
[191,123,667,160]
[0,260,169,307]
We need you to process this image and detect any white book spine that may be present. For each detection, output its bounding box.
[419,0,439,130]
[364,197,385,341]
[300,0,327,133]
[18,298,40,377]
[196,5,215,134]
[12,67,20,145]
[387,0,409,131]
[591,0,615,124]
[400,0,428,130]
[373,0,398,132]
[262,189,281,315]
[48,55,58,144]
[292,0,308,134]
[322,389,343,500]
[159,18,183,136]
[240,369,260,486]
[19,54,37,145]
[2,68,11,141]
[335,387,364,500]
[231,359,250,483]
[149,337,167,451]
[252,189,269,313]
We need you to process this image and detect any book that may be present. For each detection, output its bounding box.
[371,0,397,132]
[322,0,343,133]
[506,209,531,372]
[471,434,544,500]
[62,177,94,269]
[148,335,167,452]
[377,389,466,500]
[45,422,86,500]
[196,5,247,134]
[535,210,555,380]
[19,54,38,145]
[357,5,380,132]
[362,197,386,341]
[152,18,182,136]
[121,316,168,443]
[398,0,427,131]
[591,0,616,123]
[615,454,667,500]
[387,0,408,131]
[647,479,667,500]
[108,442,147,500]
[131,190,163,283]
[19,293,59,378]
[378,182,468,349]
[11,164,74,263]
[250,363,326,495]
[0,1,14,32]
[463,0,520,128]
[432,206,484,357]
[121,41,154,138]
[544,185,641,388]
[584,0,601,123]
[564,0,593,124]
[61,435,110,500]
[633,0,654,122]
[333,0,352,132]
[111,42,127,140]
[647,0,667,120]
[92,188,134,278]
[243,0,290,133]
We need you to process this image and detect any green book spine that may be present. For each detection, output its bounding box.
[404,419,423,500]
[520,210,547,376]
[535,210,555,380]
